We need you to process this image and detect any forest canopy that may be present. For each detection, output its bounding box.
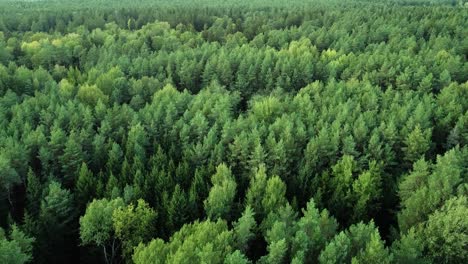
[0,0,467,263]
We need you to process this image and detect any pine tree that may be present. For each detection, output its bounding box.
[75,162,96,208]
[291,199,338,262]
[424,196,467,263]
[233,206,256,253]
[36,181,75,262]
[60,132,84,188]
[0,225,35,264]
[402,125,431,165]
[25,169,41,217]
[246,165,268,222]
[204,164,237,220]
[167,185,188,233]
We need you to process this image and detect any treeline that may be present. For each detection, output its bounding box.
[0,0,467,264]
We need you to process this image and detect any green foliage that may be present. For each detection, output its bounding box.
[423,196,468,264]
[351,161,383,221]
[264,239,288,264]
[351,231,392,264]
[246,165,269,221]
[291,199,338,262]
[80,198,124,247]
[75,162,96,207]
[402,125,432,164]
[323,155,384,224]
[25,169,42,216]
[233,205,256,253]
[204,163,237,220]
[0,0,466,263]
[319,221,391,264]
[77,84,109,107]
[319,231,352,264]
[391,229,427,264]
[0,225,34,264]
[32,181,75,262]
[40,182,74,227]
[398,148,467,232]
[262,176,288,218]
[0,152,21,198]
[224,250,251,264]
[113,199,157,258]
[133,219,235,264]
[80,198,125,264]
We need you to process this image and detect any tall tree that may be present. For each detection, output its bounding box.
[75,162,96,209]
[113,199,157,259]
[80,198,125,264]
[233,205,256,253]
[36,181,75,263]
[204,163,237,220]
[0,225,35,264]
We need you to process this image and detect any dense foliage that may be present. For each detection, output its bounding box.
[0,0,466,263]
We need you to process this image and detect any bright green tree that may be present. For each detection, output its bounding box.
[112,199,157,259]
[204,163,237,220]
[291,199,338,262]
[0,225,35,264]
[233,205,256,253]
[80,198,125,264]
[424,196,467,264]
[75,162,96,208]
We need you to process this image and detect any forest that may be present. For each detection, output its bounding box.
[0,0,467,263]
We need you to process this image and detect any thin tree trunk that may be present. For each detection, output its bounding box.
[7,189,13,207]
[103,245,109,264]
[111,237,116,264]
